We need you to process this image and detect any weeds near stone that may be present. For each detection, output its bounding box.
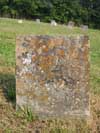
[24,107,38,122]
[16,107,39,122]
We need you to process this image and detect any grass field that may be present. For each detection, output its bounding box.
[0,18,100,132]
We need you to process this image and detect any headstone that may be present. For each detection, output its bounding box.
[18,20,23,24]
[36,19,40,24]
[67,21,75,29]
[51,20,57,26]
[16,35,90,118]
[80,25,88,31]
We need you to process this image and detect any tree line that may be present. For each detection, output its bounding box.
[0,0,100,29]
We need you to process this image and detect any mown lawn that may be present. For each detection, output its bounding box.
[0,18,100,132]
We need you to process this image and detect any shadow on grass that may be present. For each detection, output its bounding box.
[0,73,16,106]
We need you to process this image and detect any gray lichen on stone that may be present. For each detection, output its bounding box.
[16,35,90,118]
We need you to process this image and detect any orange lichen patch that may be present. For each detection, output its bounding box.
[68,46,79,60]
[39,56,54,72]
[39,80,45,86]
[24,72,33,78]
[39,55,55,80]
[48,39,55,49]
[42,45,49,53]
[32,54,37,62]
[54,38,64,46]
[30,37,39,49]
[72,49,79,59]
[57,49,65,57]
[36,39,45,49]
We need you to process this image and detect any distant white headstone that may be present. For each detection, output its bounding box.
[36,19,40,23]
[80,25,88,31]
[67,21,75,29]
[51,20,57,26]
[18,20,23,24]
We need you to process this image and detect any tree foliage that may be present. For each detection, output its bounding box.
[0,0,100,29]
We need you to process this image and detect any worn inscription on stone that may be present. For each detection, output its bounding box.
[16,35,90,118]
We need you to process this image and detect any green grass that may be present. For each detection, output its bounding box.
[16,107,39,122]
[0,17,100,95]
[0,19,99,132]
[0,73,15,103]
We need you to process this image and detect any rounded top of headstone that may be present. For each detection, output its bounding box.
[36,19,40,23]
[18,19,23,24]
[51,20,57,26]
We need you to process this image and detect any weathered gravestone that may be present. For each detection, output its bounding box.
[80,25,88,31]
[67,21,75,29]
[16,35,90,118]
[36,19,40,24]
[51,20,57,26]
[18,20,23,24]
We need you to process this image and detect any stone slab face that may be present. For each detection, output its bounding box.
[16,35,90,118]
